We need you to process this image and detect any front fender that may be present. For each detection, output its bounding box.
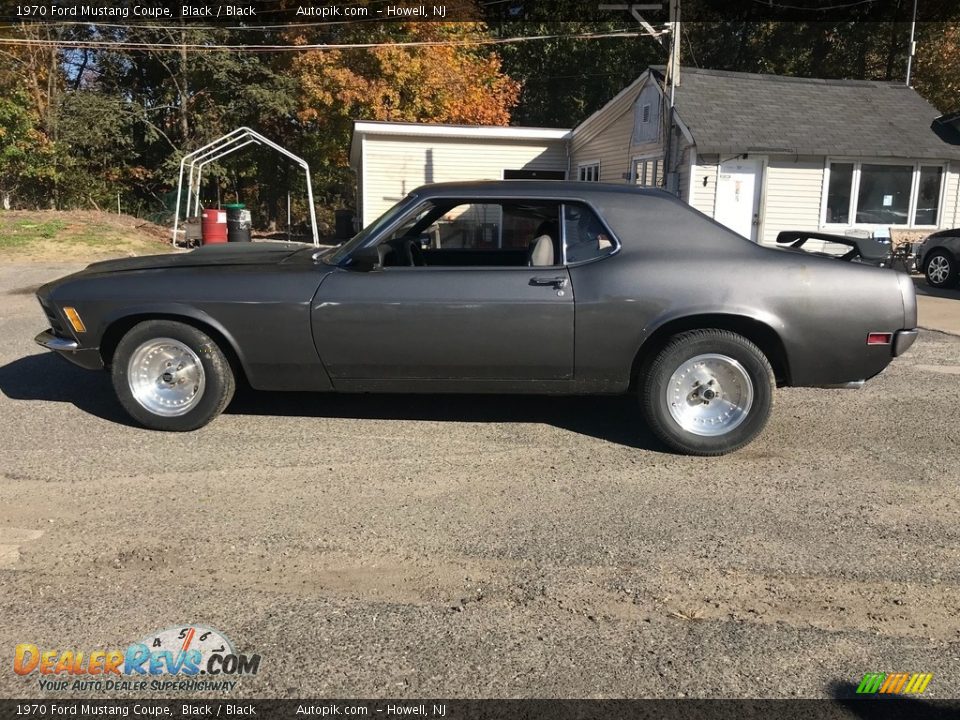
[41,263,334,392]
[98,303,250,373]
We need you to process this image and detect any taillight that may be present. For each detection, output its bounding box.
[867,332,892,345]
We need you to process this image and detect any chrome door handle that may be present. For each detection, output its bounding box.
[530,276,568,289]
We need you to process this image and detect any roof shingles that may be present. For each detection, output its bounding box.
[660,67,960,161]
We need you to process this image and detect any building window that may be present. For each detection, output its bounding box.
[916,165,943,225]
[825,162,853,223]
[856,163,912,224]
[632,157,662,187]
[641,103,651,124]
[578,163,600,182]
[824,160,944,227]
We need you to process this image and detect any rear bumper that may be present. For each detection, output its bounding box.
[34,329,104,370]
[808,328,918,388]
[893,328,918,357]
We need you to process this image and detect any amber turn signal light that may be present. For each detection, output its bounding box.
[63,307,87,333]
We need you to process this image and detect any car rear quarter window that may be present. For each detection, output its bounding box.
[562,204,617,264]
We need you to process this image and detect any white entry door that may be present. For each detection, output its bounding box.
[714,158,763,241]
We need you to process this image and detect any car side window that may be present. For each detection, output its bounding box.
[562,204,617,264]
[378,200,563,268]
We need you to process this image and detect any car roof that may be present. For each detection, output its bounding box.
[410,180,678,200]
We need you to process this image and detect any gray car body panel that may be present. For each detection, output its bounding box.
[36,181,916,394]
[918,229,960,268]
[38,244,336,391]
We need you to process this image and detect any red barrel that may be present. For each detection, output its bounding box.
[201,208,228,245]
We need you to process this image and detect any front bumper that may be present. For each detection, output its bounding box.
[893,328,918,357]
[34,329,104,370]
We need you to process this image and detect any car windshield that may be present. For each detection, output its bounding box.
[326,195,419,265]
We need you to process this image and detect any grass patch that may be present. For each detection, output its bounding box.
[0,211,174,260]
[0,219,68,247]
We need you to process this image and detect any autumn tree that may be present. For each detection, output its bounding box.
[913,22,960,113]
[0,27,60,207]
[0,89,57,209]
[292,21,520,211]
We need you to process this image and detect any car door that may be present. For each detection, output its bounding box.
[311,199,574,384]
[313,266,573,383]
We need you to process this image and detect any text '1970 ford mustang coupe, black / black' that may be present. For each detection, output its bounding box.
[34,181,918,455]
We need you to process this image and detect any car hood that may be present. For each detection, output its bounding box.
[923,228,959,241]
[80,242,316,275]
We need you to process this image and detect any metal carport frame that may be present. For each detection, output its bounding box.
[172,127,320,246]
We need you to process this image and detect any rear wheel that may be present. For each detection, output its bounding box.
[111,320,235,431]
[924,250,958,288]
[640,330,774,455]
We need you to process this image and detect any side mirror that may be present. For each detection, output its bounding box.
[349,244,383,271]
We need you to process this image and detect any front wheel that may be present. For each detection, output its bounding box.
[111,320,235,431]
[924,251,958,288]
[640,329,774,455]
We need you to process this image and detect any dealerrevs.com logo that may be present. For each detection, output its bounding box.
[13,626,260,692]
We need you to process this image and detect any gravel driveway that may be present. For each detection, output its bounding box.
[0,262,958,699]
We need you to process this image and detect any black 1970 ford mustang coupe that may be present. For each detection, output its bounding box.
[35,181,918,455]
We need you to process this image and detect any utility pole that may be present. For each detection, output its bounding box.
[598,2,679,191]
[905,0,917,86]
[663,0,680,194]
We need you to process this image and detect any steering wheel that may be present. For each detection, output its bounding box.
[407,239,425,267]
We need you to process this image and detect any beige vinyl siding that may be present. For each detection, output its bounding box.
[943,164,959,229]
[356,140,365,223]
[760,155,825,245]
[571,106,636,184]
[570,75,675,189]
[690,154,719,215]
[360,135,567,224]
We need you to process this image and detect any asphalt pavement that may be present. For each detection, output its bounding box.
[916,277,960,335]
[1,262,958,700]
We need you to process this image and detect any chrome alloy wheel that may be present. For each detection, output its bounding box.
[927,255,951,285]
[127,338,206,417]
[664,353,754,436]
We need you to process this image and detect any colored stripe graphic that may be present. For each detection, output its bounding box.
[856,674,886,694]
[879,673,908,694]
[856,673,932,695]
[904,674,933,694]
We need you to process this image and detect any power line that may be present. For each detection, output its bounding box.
[748,0,878,9]
[0,28,649,53]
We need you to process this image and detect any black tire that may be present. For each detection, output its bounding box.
[111,320,235,431]
[924,250,958,288]
[640,329,774,456]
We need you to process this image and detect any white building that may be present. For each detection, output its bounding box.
[350,122,569,226]
[351,67,960,242]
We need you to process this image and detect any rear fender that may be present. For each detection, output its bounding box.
[633,308,791,386]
